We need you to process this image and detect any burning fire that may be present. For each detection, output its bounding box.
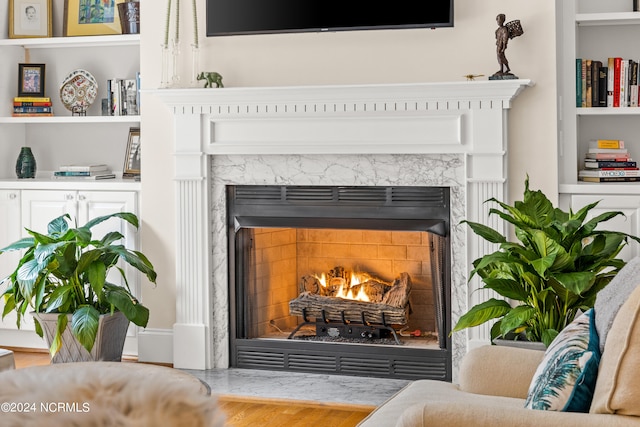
[317,272,371,302]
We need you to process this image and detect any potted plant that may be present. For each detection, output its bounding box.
[0,212,156,362]
[452,177,640,347]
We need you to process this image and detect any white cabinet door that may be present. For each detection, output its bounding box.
[14,190,140,353]
[571,195,640,261]
[0,190,26,333]
[20,190,76,236]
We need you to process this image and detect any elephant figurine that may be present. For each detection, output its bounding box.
[197,71,224,88]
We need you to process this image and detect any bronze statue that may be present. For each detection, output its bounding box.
[490,14,524,80]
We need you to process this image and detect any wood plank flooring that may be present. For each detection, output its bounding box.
[9,349,375,427]
[217,395,374,427]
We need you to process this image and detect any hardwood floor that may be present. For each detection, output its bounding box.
[217,395,374,427]
[9,349,375,427]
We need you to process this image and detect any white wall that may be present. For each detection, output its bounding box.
[139,0,558,340]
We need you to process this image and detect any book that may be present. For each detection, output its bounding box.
[631,60,639,107]
[589,139,624,149]
[621,59,629,107]
[587,147,628,154]
[11,113,54,117]
[598,66,608,107]
[53,170,112,177]
[585,59,592,108]
[614,57,622,107]
[579,176,640,183]
[581,59,587,107]
[585,152,632,160]
[13,101,52,107]
[579,169,640,178]
[59,164,109,172]
[584,160,637,168]
[52,173,116,180]
[607,57,615,107]
[591,60,602,107]
[576,58,583,107]
[13,96,51,102]
[13,106,52,113]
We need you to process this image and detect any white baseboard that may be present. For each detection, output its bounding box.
[138,328,173,364]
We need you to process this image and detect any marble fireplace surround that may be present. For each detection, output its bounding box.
[152,80,532,379]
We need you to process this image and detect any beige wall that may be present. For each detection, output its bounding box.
[139,0,558,332]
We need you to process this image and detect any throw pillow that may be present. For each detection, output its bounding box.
[590,283,640,416]
[594,256,640,352]
[524,309,600,412]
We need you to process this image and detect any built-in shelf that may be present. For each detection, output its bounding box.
[0,178,140,191]
[0,34,140,49]
[576,12,640,26]
[560,183,640,195]
[577,108,640,116]
[0,115,141,124]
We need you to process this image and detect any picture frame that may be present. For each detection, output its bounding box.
[64,0,125,37]
[18,63,46,98]
[123,127,141,176]
[9,0,53,38]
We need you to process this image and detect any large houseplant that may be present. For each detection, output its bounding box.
[0,212,156,361]
[452,177,640,347]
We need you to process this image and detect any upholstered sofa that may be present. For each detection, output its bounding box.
[358,258,640,427]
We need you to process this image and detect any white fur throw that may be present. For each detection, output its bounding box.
[0,362,225,427]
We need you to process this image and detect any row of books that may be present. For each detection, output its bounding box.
[576,58,640,108]
[52,164,115,180]
[12,96,53,117]
[578,139,639,183]
[106,73,140,116]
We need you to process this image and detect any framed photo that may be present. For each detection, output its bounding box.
[9,0,53,38]
[64,0,125,37]
[123,127,141,176]
[18,63,46,97]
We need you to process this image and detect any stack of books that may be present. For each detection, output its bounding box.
[579,139,639,182]
[13,97,53,117]
[53,164,116,180]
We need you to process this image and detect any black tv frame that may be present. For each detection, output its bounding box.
[206,0,454,37]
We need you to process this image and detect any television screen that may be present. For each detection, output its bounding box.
[206,0,454,36]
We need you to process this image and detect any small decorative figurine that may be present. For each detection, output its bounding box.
[463,74,485,81]
[197,71,224,88]
[490,14,524,80]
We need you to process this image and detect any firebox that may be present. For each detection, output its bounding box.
[228,185,452,380]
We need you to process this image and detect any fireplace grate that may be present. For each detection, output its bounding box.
[233,185,447,207]
[234,340,450,381]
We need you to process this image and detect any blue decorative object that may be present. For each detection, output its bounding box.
[524,309,601,412]
[15,147,36,179]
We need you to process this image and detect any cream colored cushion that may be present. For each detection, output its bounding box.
[591,284,640,415]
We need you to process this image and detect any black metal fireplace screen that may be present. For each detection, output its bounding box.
[227,185,452,381]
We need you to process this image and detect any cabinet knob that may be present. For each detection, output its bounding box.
[66,194,74,201]
[78,195,86,201]
[9,193,17,200]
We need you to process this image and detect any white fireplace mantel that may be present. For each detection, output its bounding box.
[150,80,533,374]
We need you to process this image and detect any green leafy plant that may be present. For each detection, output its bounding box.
[452,177,640,347]
[0,212,156,356]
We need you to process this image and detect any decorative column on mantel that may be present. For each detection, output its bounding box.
[149,79,533,371]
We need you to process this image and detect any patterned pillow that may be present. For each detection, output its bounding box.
[524,309,601,412]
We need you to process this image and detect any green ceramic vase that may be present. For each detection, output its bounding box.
[15,147,36,179]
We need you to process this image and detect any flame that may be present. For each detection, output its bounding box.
[329,272,370,302]
[318,273,327,288]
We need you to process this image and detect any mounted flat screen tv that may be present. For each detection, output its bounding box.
[206,0,454,36]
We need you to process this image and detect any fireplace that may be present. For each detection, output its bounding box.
[228,185,451,380]
[150,79,532,381]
